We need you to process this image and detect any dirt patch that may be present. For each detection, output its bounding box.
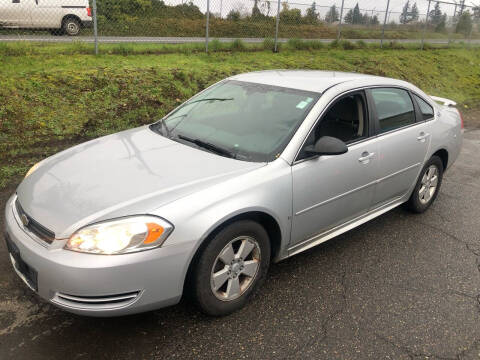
[462,106,480,130]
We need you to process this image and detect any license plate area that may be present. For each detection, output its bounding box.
[5,233,38,292]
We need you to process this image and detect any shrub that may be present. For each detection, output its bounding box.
[356,40,367,48]
[231,39,246,51]
[263,38,275,51]
[339,40,356,50]
[287,38,305,50]
[209,38,222,52]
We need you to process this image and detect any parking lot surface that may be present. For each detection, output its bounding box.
[1,126,479,360]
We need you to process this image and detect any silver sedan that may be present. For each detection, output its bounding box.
[4,71,463,316]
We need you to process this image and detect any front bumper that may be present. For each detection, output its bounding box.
[4,194,193,317]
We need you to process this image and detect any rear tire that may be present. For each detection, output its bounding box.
[62,17,81,36]
[192,220,271,316]
[405,155,443,213]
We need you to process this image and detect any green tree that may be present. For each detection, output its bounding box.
[280,2,302,24]
[429,2,443,25]
[435,13,447,32]
[325,5,339,23]
[400,1,410,24]
[344,9,354,24]
[456,11,473,36]
[251,0,262,19]
[352,3,362,24]
[410,3,419,21]
[227,9,241,21]
[304,2,319,24]
[371,14,379,25]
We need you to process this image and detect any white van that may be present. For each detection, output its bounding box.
[0,0,92,36]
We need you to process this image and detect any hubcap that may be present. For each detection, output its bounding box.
[210,236,261,301]
[419,165,439,205]
[67,22,79,34]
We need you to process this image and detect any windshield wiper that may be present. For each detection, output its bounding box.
[186,97,233,105]
[177,134,237,159]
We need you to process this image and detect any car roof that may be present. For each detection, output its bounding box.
[230,70,404,93]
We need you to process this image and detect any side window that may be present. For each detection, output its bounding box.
[413,94,434,120]
[297,92,368,160]
[371,88,415,133]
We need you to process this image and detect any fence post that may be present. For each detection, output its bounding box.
[92,0,98,55]
[206,0,210,53]
[421,0,432,50]
[337,0,345,41]
[380,0,391,48]
[274,0,281,52]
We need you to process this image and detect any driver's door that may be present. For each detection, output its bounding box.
[290,90,379,248]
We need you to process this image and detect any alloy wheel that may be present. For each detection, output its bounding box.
[419,165,439,204]
[210,236,261,301]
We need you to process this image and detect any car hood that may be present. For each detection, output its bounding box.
[16,126,264,238]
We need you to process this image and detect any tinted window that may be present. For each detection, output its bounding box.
[371,88,415,133]
[152,80,320,162]
[413,94,434,120]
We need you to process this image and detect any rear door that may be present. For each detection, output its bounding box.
[367,87,431,208]
[0,0,34,27]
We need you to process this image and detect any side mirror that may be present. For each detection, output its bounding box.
[304,136,348,156]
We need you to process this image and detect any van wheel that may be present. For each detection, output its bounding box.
[192,220,270,316]
[63,18,81,36]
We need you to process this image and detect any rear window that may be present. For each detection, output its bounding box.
[413,94,434,120]
[371,88,416,133]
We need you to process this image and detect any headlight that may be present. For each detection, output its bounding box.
[65,216,174,254]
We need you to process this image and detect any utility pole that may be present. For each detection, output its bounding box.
[92,0,98,55]
[421,0,432,50]
[274,0,281,52]
[381,0,391,48]
[205,0,210,53]
[337,0,345,40]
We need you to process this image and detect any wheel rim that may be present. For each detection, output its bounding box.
[210,236,261,301]
[419,165,439,205]
[67,22,79,34]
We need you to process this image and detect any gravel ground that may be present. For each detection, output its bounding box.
[1,113,479,360]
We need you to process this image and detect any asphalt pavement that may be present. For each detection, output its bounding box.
[0,35,479,44]
[1,128,479,359]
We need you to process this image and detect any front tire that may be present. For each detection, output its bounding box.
[63,18,81,36]
[192,220,271,316]
[406,155,443,213]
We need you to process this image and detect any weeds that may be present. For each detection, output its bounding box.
[230,39,246,51]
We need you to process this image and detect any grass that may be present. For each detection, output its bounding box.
[1,43,479,189]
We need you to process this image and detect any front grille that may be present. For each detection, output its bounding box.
[15,199,55,244]
[53,291,141,310]
[5,232,38,292]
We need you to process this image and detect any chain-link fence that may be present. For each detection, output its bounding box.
[0,0,478,53]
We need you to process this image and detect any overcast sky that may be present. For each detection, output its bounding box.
[166,0,478,21]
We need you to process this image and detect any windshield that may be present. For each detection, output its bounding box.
[151,80,320,162]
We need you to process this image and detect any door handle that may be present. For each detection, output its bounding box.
[358,152,375,164]
[417,132,430,142]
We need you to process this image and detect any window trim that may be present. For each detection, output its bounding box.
[366,86,419,136]
[411,92,435,122]
[293,88,374,164]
